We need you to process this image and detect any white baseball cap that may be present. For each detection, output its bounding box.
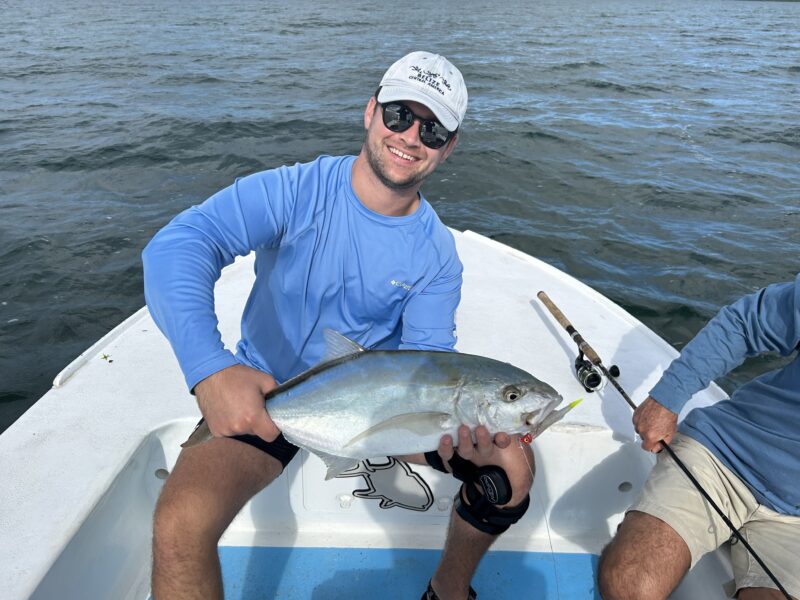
[377,51,468,132]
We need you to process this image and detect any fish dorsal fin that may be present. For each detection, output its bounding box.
[343,412,454,449]
[322,329,366,362]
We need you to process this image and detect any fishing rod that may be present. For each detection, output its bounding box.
[536,291,791,600]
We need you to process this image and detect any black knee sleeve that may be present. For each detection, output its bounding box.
[424,452,529,534]
[454,481,530,535]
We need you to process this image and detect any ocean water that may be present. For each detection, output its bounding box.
[1,0,798,433]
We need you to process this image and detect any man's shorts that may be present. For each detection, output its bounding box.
[193,419,299,469]
[630,433,800,598]
[232,432,299,469]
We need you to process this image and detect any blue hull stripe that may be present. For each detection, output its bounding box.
[218,546,600,599]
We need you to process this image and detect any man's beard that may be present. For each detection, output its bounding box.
[364,135,429,191]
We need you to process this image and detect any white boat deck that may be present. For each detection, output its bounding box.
[0,230,732,599]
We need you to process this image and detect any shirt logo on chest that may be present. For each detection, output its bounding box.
[390,279,413,292]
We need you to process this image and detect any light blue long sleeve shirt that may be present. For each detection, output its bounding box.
[142,155,462,389]
[650,274,800,516]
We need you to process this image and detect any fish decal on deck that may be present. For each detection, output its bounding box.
[338,458,434,511]
[184,330,574,479]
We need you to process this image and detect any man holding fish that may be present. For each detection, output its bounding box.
[143,51,565,600]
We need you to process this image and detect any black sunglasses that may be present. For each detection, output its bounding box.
[379,101,455,150]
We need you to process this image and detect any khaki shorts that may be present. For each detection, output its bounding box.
[630,433,800,598]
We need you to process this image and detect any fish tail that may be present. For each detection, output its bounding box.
[180,420,213,448]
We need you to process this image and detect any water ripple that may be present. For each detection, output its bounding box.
[1,0,799,432]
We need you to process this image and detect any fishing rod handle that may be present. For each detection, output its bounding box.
[536,291,602,365]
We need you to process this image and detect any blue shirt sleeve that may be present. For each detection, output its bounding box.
[399,247,463,352]
[650,274,800,414]
[142,168,297,390]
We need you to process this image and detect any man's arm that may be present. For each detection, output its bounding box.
[143,167,298,440]
[635,275,800,451]
[143,170,296,388]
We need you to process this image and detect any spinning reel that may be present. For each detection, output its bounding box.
[574,351,619,392]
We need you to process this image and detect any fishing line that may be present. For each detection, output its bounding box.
[518,436,536,482]
[536,291,791,600]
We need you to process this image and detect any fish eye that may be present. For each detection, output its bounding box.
[503,386,522,403]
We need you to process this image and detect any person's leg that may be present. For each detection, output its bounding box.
[598,433,754,600]
[405,434,535,600]
[597,510,690,600]
[424,508,493,599]
[731,507,800,600]
[151,437,285,600]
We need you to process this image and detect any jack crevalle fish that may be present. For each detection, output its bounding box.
[184,330,571,479]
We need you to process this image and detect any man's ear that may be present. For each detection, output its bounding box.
[439,133,459,163]
[364,96,378,130]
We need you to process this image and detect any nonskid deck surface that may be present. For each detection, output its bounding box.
[215,546,600,600]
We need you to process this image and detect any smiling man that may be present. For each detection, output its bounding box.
[143,52,538,600]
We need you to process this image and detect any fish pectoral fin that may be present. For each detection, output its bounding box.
[311,450,360,480]
[280,432,360,480]
[322,329,366,362]
[343,412,453,449]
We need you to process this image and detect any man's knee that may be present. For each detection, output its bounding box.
[596,511,691,600]
[450,458,532,535]
[597,538,662,600]
[597,538,629,600]
[453,479,530,535]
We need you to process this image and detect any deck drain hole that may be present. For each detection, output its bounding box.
[618,481,632,492]
[155,468,170,480]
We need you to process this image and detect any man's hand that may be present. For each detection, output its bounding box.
[436,425,512,468]
[633,396,678,453]
[194,364,280,443]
